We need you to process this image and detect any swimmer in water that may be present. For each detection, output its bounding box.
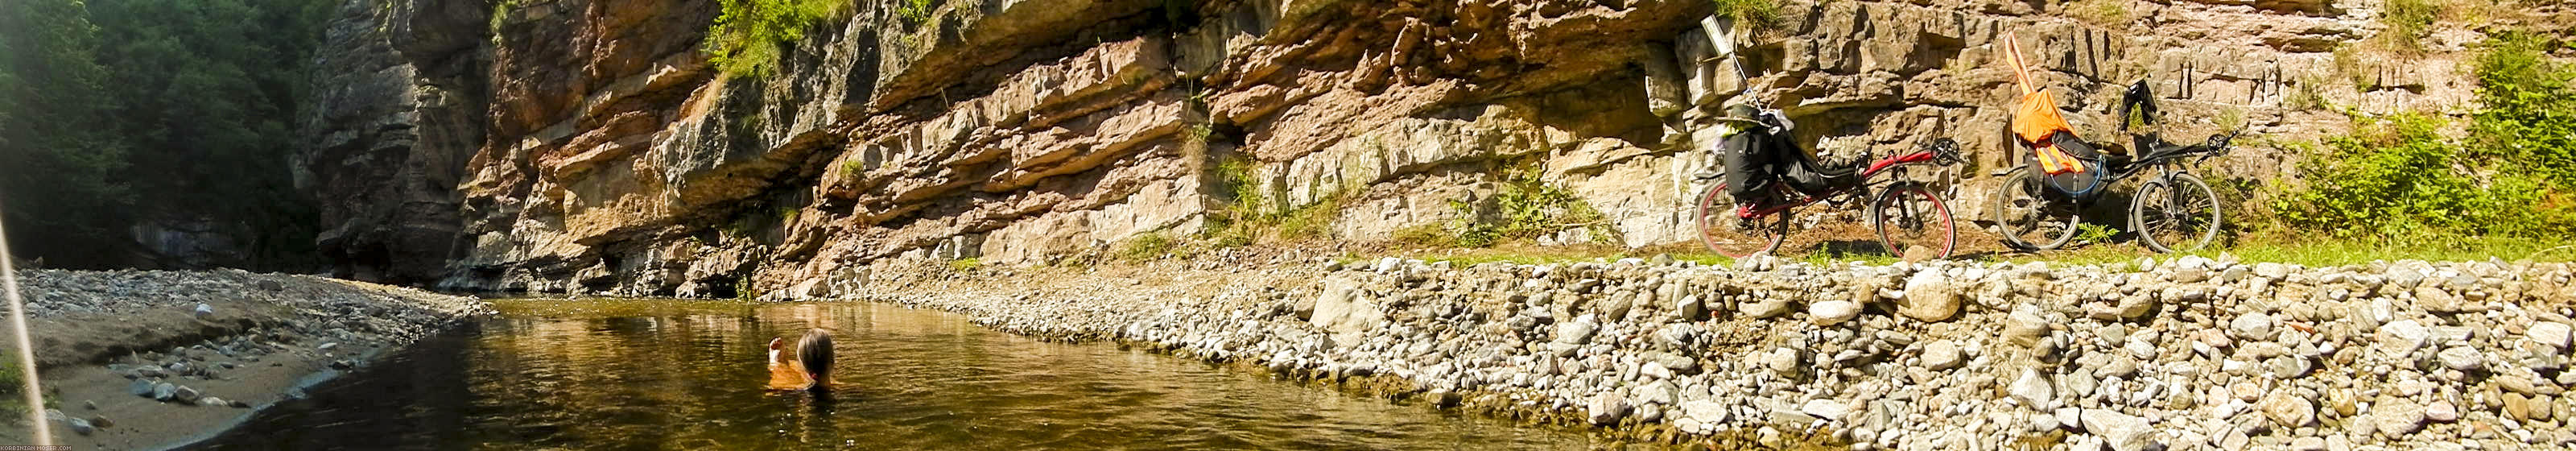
[766,329,834,391]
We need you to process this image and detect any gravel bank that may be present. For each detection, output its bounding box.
[836,254,2576,450]
[0,269,489,449]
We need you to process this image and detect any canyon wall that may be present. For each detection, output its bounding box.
[299,0,2506,295]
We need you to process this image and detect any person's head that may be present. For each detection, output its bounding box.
[795,329,833,390]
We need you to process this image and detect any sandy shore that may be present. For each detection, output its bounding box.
[0,269,488,449]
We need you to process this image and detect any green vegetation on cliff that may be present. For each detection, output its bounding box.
[705,0,851,77]
[2276,33,2576,243]
[0,0,326,268]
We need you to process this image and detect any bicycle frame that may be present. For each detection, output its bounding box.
[1732,145,1954,219]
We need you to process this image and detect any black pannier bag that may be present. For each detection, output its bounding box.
[1720,107,1857,205]
[1721,129,1777,204]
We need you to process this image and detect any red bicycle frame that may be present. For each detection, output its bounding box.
[1732,147,1948,219]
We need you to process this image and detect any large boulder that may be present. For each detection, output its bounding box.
[1308,278,1386,343]
[1899,271,1962,321]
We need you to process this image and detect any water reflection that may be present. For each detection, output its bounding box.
[200,300,1601,449]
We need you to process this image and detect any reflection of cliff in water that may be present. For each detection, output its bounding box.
[204,300,1604,449]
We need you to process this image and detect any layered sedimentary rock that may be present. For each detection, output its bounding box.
[299,0,2491,295]
[294,0,492,283]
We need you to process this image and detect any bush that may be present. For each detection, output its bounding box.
[2277,114,2492,241]
[1200,156,1341,247]
[2380,0,2442,52]
[2274,33,2576,243]
[704,0,849,77]
[1117,233,1174,261]
[2470,33,2576,184]
[1711,0,1779,28]
[1440,166,1617,248]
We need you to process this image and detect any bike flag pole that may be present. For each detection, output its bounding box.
[2005,31,2034,96]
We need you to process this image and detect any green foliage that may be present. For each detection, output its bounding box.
[2468,33,2576,184]
[2074,222,2119,244]
[2272,33,2576,244]
[947,257,983,272]
[1116,232,1174,261]
[489,0,518,35]
[1,0,130,264]
[1711,0,1780,28]
[733,277,762,300]
[778,206,800,225]
[1437,166,1617,248]
[894,0,935,23]
[1200,156,1340,247]
[704,0,849,77]
[2,0,326,268]
[2380,0,2442,53]
[2068,0,2129,26]
[840,158,865,176]
[2277,114,2488,241]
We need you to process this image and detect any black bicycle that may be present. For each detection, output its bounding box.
[1993,81,2243,253]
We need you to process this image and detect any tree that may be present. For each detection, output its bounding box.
[0,0,134,267]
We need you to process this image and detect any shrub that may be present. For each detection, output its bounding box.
[2074,222,2119,245]
[1711,0,1780,28]
[895,0,935,23]
[1440,165,1618,248]
[2272,32,2576,243]
[2380,0,2442,53]
[2276,114,2487,241]
[1200,156,1342,247]
[704,0,850,77]
[2469,33,2576,184]
[1117,233,1174,261]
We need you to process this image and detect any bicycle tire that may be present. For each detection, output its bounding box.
[1696,182,1789,259]
[1992,168,2080,250]
[1871,184,1956,259]
[2131,172,2223,253]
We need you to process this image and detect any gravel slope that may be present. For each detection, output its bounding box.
[839,254,2576,450]
[0,269,489,449]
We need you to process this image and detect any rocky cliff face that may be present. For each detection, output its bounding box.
[300,0,2496,295]
[295,0,492,283]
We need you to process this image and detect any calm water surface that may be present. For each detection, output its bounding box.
[199,299,1606,449]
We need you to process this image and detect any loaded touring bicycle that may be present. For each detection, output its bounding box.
[1687,17,1967,259]
[1988,32,2243,254]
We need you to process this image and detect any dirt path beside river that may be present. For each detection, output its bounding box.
[0,270,488,449]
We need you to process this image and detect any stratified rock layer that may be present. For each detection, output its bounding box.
[299,0,2496,294]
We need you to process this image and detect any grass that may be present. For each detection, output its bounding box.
[2068,0,2130,26]
[1117,233,1176,262]
[2380,0,2443,54]
[1322,234,2574,272]
[2017,235,2575,268]
[1711,0,1781,29]
[1200,155,1345,248]
[947,257,984,272]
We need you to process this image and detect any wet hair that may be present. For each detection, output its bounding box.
[795,329,832,390]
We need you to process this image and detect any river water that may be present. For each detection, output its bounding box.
[198,299,1608,449]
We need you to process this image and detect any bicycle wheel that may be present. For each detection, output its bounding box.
[1697,182,1788,258]
[1992,168,2079,250]
[2131,172,2223,253]
[1871,184,1955,259]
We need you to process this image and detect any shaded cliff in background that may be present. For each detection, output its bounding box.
[299,0,2545,294]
